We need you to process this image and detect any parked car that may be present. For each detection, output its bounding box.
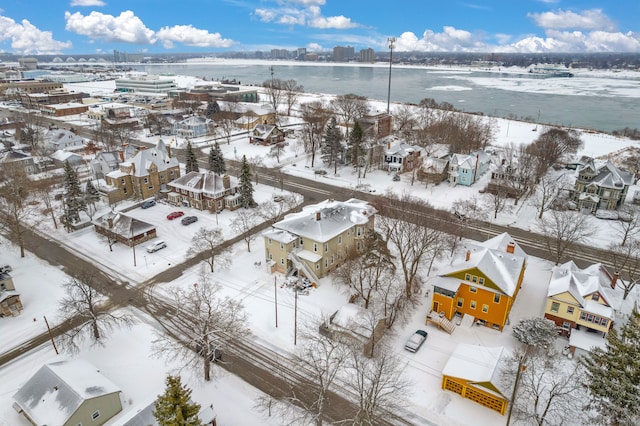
[181,216,198,226]
[141,199,156,209]
[146,240,167,253]
[167,211,184,220]
[0,264,12,274]
[404,329,428,353]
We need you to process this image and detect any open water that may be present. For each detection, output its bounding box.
[130,62,640,133]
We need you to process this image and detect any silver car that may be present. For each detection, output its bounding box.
[146,240,167,253]
[404,329,428,353]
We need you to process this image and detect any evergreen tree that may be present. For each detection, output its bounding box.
[348,121,365,177]
[581,309,640,426]
[321,116,342,174]
[62,161,86,224]
[207,142,226,175]
[153,375,202,426]
[205,100,220,118]
[185,141,199,173]
[84,179,101,219]
[238,155,255,208]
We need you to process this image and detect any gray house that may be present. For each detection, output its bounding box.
[13,359,123,426]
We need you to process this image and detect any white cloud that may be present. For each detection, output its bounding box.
[155,25,235,49]
[528,9,616,32]
[283,0,325,5]
[308,15,356,29]
[65,10,156,44]
[0,16,72,54]
[254,9,277,23]
[306,42,323,51]
[70,0,106,6]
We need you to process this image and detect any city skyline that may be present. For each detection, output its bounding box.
[1,1,639,55]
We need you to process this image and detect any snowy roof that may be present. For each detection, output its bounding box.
[272,198,376,243]
[250,124,281,140]
[385,143,421,157]
[577,159,634,189]
[430,276,463,293]
[440,235,526,297]
[168,171,238,196]
[548,261,613,312]
[13,359,121,426]
[50,150,82,162]
[442,344,506,388]
[297,249,323,263]
[569,326,607,352]
[263,228,298,244]
[0,289,20,303]
[93,211,156,237]
[126,140,178,177]
[329,304,372,340]
[116,399,158,426]
[480,232,528,260]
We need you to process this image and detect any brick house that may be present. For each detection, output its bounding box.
[167,172,240,212]
[0,271,23,317]
[249,124,285,145]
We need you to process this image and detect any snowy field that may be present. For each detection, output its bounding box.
[1,69,640,425]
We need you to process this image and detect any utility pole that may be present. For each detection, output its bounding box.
[386,36,396,114]
[293,287,298,345]
[43,316,59,355]
[274,277,278,328]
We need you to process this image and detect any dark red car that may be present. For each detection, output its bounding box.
[167,211,184,220]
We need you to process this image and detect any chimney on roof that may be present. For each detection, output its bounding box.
[612,271,619,289]
[139,145,146,151]
[117,148,124,162]
[223,174,230,190]
[465,250,471,261]
[506,241,516,254]
[316,211,321,221]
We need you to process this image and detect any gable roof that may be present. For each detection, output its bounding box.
[13,359,121,426]
[548,261,614,312]
[272,198,376,243]
[250,124,281,140]
[577,158,635,189]
[120,140,178,177]
[385,143,421,158]
[442,344,507,396]
[440,234,526,297]
[93,211,156,237]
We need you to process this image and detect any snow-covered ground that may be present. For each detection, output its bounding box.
[1,70,640,425]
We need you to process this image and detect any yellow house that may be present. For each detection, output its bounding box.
[442,344,510,415]
[430,233,527,331]
[544,261,615,341]
[263,199,376,282]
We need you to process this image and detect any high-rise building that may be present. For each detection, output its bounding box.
[332,45,355,62]
[296,48,307,60]
[359,48,375,63]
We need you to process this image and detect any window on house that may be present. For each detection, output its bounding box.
[587,314,594,322]
[567,306,574,314]
[338,235,342,244]
[300,238,304,246]
[580,312,587,320]
[465,273,471,281]
[120,178,126,185]
[470,286,477,293]
[470,301,476,309]
[482,304,489,313]
[144,177,149,184]
[280,258,284,265]
[457,298,464,308]
[551,302,560,313]
[472,276,478,283]
[562,321,571,330]
[268,253,273,260]
[493,293,501,303]
[316,263,320,270]
[356,227,362,237]
[92,411,100,420]
[601,319,608,327]
[268,238,272,245]
[324,243,329,253]
[331,255,334,264]
[313,243,318,252]
[478,278,484,285]
[325,259,328,267]
[592,293,599,302]
[279,242,283,249]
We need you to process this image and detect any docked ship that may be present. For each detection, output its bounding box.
[528,66,574,77]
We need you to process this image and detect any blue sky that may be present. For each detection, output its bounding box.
[0,0,638,55]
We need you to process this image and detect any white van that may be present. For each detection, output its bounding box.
[146,240,167,253]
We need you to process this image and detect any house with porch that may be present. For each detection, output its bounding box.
[544,261,616,349]
[175,116,213,139]
[90,150,121,180]
[263,199,376,282]
[103,139,180,204]
[92,211,157,247]
[383,143,423,174]
[442,344,510,415]
[13,359,123,426]
[0,270,23,317]
[430,232,527,331]
[249,124,285,145]
[448,150,491,186]
[167,171,240,212]
[571,158,635,213]
[43,128,85,152]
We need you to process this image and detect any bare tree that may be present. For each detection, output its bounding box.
[262,77,284,120]
[0,163,36,257]
[58,271,134,353]
[537,209,595,264]
[484,183,512,219]
[258,195,300,224]
[393,104,417,139]
[213,109,237,145]
[533,173,570,219]
[187,227,232,273]
[502,350,588,426]
[257,324,350,426]
[282,79,304,116]
[152,270,249,381]
[343,343,412,425]
[12,110,45,155]
[425,112,494,154]
[375,193,449,299]
[300,101,331,168]
[607,239,640,299]
[527,127,583,180]
[330,93,368,139]
[92,121,119,151]
[452,196,488,222]
[231,210,258,252]
[613,204,640,246]
[144,111,172,136]
[32,174,62,230]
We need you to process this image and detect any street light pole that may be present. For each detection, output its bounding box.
[386,36,396,114]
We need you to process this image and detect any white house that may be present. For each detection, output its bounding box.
[43,128,85,152]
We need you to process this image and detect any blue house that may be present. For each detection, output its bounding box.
[448,150,491,186]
